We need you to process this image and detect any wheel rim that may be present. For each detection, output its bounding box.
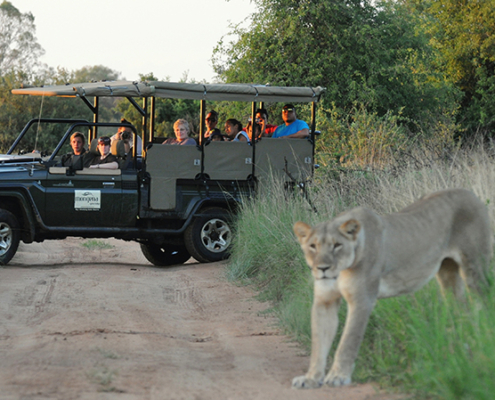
[200,218,232,253]
[0,222,13,256]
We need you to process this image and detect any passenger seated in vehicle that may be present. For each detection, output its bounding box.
[205,110,221,139]
[60,132,92,168]
[162,119,197,146]
[88,136,119,169]
[232,121,261,143]
[224,119,244,141]
[233,129,250,142]
[255,108,277,137]
[110,118,142,156]
[209,131,225,142]
[245,122,262,143]
[271,104,310,139]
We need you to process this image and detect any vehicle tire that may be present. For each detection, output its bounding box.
[140,242,191,267]
[0,209,21,266]
[184,207,233,263]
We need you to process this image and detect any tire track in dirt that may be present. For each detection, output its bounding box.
[0,239,401,400]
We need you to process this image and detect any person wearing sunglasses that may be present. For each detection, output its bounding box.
[89,136,119,169]
[271,104,310,139]
[205,110,221,139]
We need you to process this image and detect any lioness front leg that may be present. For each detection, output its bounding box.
[324,300,375,386]
[292,292,341,389]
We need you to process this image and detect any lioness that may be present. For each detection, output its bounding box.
[292,188,493,389]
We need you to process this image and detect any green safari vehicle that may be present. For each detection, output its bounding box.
[0,80,325,266]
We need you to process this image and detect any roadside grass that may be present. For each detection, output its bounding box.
[227,143,495,399]
[86,366,119,392]
[81,239,114,250]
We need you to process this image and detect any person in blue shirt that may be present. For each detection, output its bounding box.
[272,104,310,139]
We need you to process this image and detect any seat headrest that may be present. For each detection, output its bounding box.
[111,140,126,157]
[89,138,100,155]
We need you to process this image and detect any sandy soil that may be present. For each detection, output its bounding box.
[0,238,398,400]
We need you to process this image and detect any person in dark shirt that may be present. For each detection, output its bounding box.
[60,132,92,168]
[205,110,221,139]
[88,136,119,169]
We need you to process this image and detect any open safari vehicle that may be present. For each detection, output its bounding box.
[0,80,325,265]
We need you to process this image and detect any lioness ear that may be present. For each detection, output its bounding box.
[293,221,311,243]
[338,219,361,241]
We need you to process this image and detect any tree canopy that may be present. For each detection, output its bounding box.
[213,0,457,124]
[0,1,44,75]
[404,0,495,131]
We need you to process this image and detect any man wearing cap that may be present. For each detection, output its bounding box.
[272,104,310,139]
[89,137,119,170]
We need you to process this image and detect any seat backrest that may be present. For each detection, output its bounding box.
[255,138,313,182]
[146,144,202,210]
[203,141,253,180]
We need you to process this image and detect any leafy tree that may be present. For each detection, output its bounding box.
[213,0,457,124]
[0,2,128,151]
[54,65,122,84]
[0,65,123,153]
[0,1,44,75]
[404,0,495,133]
[0,70,94,153]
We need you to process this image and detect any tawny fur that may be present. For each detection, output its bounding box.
[292,188,493,389]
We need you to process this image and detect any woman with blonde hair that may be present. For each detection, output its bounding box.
[162,119,196,145]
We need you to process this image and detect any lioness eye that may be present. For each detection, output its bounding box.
[309,243,316,251]
[334,243,342,251]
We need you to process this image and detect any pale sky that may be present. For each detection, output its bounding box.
[11,0,255,83]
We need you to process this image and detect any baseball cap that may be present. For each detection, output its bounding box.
[98,136,111,145]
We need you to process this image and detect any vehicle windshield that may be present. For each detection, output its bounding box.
[8,121,79,157]
[6,121,132,160]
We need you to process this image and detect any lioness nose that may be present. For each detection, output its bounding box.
[318,266,330,273]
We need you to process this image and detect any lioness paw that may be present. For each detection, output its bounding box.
[292,375,322,389]
[324,373,352,387]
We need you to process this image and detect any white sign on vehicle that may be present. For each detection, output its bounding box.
[75,190,101,211]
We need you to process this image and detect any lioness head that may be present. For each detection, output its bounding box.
[294,219,361,280]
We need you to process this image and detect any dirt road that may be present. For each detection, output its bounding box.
[0,238,394,400]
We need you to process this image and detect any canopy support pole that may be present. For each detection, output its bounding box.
[251,101,257,178]
[78,96,98,142]
[142,97,148,157]
[149,96,156,148]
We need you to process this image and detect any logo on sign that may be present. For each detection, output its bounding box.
[75,190,101,211]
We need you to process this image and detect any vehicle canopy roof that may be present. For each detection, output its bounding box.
[12,80,326,103]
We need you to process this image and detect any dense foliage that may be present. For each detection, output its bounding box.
[213,0,458,126]
[214,0,495,137]
[2,0,495,145]
[403,0,495,132]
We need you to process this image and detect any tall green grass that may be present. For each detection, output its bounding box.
[227,140,495,399]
